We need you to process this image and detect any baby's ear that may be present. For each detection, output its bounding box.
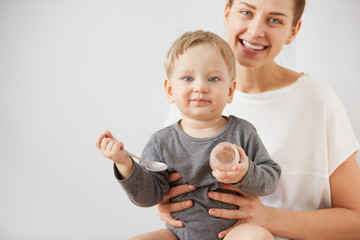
[227,79,236,103]
[164,78,175,103]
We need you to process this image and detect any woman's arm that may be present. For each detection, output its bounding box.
[157,172,196,227]
[209,153,360,240]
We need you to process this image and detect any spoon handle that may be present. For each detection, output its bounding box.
[123,149,146,164]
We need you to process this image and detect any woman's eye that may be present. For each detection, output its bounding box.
[240,10,252,16]
[183,77,193,82]
[209,77,219,82]
[269,18,281,24]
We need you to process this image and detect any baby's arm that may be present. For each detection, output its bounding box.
[214,132,281,196]
[96,131,170,207]
[95,130,133,178]
[233,131,281,196]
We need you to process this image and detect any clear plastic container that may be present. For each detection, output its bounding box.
[210,142,239,171]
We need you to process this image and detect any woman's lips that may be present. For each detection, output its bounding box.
[239,39,268,54]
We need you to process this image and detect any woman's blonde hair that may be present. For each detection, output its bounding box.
[164,30,235,80]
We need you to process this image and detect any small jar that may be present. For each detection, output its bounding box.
[210,142,239,171]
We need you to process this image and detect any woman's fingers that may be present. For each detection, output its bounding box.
[157,184,194,228]
[208,189,249,207]
[217,220,244,239]
[168,172,183,183]
[158,198,193,213]
[208,206,248,220]
[157,171,196,228]
[158,211,184,228]
[163,184,196,201]
[219,184,249,196]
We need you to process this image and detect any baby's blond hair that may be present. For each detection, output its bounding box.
[164,30,235,80]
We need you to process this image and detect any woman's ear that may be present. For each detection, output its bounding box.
[227,80,236,103]
[224,1,231,28]
[287,19,302,44]
[164,78,175,103]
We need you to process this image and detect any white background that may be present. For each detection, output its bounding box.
[0,0,359,239]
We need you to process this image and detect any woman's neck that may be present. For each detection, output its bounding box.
[236,62,302,93]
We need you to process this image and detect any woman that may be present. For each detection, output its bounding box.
[158,0,360,239]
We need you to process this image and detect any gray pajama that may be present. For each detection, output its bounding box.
[115,115,281,240]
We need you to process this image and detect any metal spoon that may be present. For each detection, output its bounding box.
[123,149,168,172]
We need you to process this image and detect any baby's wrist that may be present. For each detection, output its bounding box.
[115,159,133,179]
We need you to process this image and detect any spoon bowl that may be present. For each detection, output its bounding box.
[123,149,168,172]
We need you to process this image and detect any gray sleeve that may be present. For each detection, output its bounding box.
[114,135,170,207]
[234,131,281,196]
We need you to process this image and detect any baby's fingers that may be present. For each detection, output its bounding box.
[95,132,107,149]
[100,137,111,150]
[104,130,114,139]
[234,145,248,161]
[212,170,233,184]
[105,139,116,152]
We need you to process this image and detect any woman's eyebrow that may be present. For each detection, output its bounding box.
[238,2,256,10]
[238,1,288,18]
[269,12,288,18]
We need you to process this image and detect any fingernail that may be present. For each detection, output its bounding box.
[209,209,217,215]
[177,222,183,227]
[184,200,192,207]
[208,192,215,198]
[219,233,224,238]
[188,185,196,190]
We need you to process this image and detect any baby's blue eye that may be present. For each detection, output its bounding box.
[209,77,219,82]
[183,77,193,82]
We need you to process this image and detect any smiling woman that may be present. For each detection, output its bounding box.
[225,0,303,70]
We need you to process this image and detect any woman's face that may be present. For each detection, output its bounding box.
[225,0,300,69]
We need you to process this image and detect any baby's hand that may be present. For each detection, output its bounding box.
[95,130,131,165]
[212,145,249,184]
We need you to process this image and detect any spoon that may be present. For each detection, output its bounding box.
[123,149,168,172]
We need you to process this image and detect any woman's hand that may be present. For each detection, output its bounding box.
[157,172,196,227]
[208,184,271,239]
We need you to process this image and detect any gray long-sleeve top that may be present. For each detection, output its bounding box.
[115,115,281,240]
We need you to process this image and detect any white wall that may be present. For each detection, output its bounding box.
[0,0,359,239]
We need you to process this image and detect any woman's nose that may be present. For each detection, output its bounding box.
[247,17,265,38]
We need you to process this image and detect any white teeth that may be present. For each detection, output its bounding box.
[242,40,265,50]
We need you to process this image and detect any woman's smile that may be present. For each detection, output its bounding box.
[242,39,267,50]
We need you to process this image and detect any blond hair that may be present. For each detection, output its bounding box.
[164,30,235,80]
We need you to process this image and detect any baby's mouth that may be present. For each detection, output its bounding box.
[241,40,267,51]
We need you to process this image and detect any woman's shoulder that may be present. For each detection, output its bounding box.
[299,74,340,102]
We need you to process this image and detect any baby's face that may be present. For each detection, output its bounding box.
[165,43,235,121]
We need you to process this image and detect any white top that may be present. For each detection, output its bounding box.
[165,74,359,239]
